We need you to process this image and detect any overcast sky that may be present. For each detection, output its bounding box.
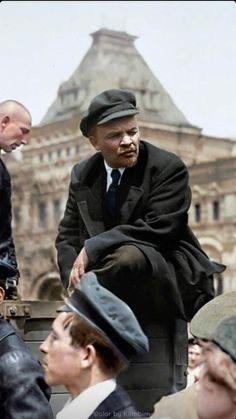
[0,1,235,138]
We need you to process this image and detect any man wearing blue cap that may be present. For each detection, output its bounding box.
[40,272,149,419]
[55,88,225,412]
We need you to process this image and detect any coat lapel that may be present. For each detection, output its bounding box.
[73,166,107,237]
[119,186,144,224]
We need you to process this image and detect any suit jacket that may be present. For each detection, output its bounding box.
[0,316,53,418]
[89,385,146,418]
[0,157,18,275]
[56,140,225,321]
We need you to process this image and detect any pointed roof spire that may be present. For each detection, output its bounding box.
[41,28,191,128]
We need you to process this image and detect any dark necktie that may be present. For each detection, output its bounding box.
[106,169,121,222]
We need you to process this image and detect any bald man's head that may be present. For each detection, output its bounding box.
[0,100,31,121]
[0,100,32,153]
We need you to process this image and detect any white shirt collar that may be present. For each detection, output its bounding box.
[104,161,125,191]
[56,379,116,419]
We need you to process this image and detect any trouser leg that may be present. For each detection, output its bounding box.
[91,244,150,280]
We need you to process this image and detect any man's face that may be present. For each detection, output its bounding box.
[40,312,82,389]
[188,343,203,368]
[89,115,140,168]
[0,113,31,153]
[196,365,236,419]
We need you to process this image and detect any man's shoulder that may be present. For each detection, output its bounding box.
[141,141,186,176]
[71,152,103,181]
[153,385,198,419]
[142,140,184,164]
[94,385,142,419]
[0,317,33,361]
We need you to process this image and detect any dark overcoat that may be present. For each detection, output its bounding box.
[56,140,224,321]
[56,140,225,412]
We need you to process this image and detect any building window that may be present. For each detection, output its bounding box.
[38,202,46,227]
[14,207,21,225]
[48,151,52,161]
[194,203,201,222]
[213,200,220,220]
[66,147,71,157]
[53,199,61,223]
[57,149,61,159]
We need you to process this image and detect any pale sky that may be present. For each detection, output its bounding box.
[0,0,235,138]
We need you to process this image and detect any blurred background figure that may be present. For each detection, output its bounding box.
[187,338,204,387]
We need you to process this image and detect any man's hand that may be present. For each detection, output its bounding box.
[69,247,89,288]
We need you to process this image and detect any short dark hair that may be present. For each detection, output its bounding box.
[69,313,125,375]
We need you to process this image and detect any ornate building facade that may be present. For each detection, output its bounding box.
[3,29,236,299]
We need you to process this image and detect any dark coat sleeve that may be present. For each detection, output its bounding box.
[55,166,87,286]
[0,350,53,419]
[0,159,19,275]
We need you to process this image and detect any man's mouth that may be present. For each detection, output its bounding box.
[120,149,136,156]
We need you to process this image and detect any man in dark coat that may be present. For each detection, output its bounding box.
[40,272,149,419]
[56,88,225,413]
[0,100,31,299]
[0,278,53,418]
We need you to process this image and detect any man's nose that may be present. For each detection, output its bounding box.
[120,134,132,145]
[21,136,28,145]
[40,338,48,353]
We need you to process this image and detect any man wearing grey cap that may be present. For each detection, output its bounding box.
[40,272,149,419]
[56,88,225,412]
[152,292,236,419]
[196,315,236,419]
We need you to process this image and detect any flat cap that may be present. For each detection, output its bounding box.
[190,292,236,340]
[210,315,236,363]
[58,272,149,362]
[80,88,139,137]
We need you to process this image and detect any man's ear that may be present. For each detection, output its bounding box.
[79,344,96,369]
[1,115,10,127]
[89,136,100,151]
[0,115,10,130]
[0,286,6,303]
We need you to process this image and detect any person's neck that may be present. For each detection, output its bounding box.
[68,368,112,399]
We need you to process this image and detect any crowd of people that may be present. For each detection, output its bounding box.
[0,90,233,419]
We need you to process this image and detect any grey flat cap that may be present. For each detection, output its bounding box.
[210,315,236,363]
[58,272,149,362]
[80,89,139,137]
[190,292,236,339]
